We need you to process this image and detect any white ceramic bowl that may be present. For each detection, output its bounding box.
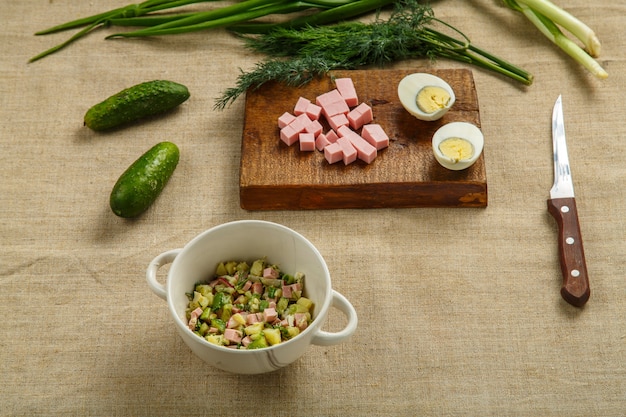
[146,220,358,374]
[432,122,484,171]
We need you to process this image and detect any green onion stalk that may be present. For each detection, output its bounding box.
[502,0,607,79]
[29,0,398,62]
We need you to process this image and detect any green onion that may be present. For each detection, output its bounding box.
[30,0,395,62]
[502,0,607,79]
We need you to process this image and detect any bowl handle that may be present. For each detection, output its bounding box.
[146,249,181,301]
[311,290,358,346]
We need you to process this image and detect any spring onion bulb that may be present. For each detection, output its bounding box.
[503,0,607,79]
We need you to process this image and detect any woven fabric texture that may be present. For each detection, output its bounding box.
[1,1,624,416]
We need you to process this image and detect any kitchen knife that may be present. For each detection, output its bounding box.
[548,95,590,307]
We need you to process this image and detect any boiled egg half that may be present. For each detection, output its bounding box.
[398,73,455,121]
[432,122,484,171]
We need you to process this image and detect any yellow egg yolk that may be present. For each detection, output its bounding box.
[416,86,451,113]
[438,137,474,162]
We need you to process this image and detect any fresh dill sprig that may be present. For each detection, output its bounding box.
[215,56,338,110]
[215,0,532,109]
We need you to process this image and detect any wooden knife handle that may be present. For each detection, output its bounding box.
[547,197,590,307]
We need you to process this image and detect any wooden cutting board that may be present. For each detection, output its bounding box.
[240,69,487,210]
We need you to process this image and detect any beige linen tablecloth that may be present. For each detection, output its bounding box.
[1,1,624,415]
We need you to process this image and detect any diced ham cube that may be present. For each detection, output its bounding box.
[324,142,343,164]
[242,336,252,347]
[315,89,339,107]
[242,280,252,292]
[304,119,323,137]
[251,282,264,295]
[361,124,390,150]
[282,283,292,299]
[278,112,296,129]
[323,100,350,119]
[316,89,350,118]
[328,113,349,131]
[263,267,279,279]
[347,102,373,130]
[305,102,322,120]
[299,133,315,151]
[315,133,332,151]
[294,97,310,115]
[224,328,243,344]
[337,126,377,163]
[354,102,373,120]
[188,307,203,330]
[325,129,339,143]
[336,125,351,138]
[337,137,357,165]
[246,313,260,324]
[263,307,278,323]
[281,282,301,299]
[347,133,377,164]
[289,113,312,133]
[335,78,358,107]
[280,124,299,146]
[294,313,309,330]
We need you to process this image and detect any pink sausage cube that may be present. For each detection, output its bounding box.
[280,124,299,146]
[335,78,358,107]
[242,336,252,347]
[323,100,350,118]
[324,142,343,164]
[345,131,377,164]
[354,102,373,120]
[347,102,373,130]
[316,89,349,118]
[278,112,296,129]
[304,119,323,137]
[361,124,390,150]
[224,328,243,344]
[305,102,322,120]
[263,267,279,279]
[337,137,357,165]
[347,109,363,130]
[328,113,349,131]
[246,313,260,324]
[291,113,312,132]
[325,129,339,143]
[251,282,264,295]
[294,313,309,330]
[315,89,340,107]
[315,133,332,151]
[294,97,311,115]
[263,307,278,323]
[336,125,352,138]
[299,132,316,151]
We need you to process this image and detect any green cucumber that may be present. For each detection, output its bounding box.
[84,80,190,131]
[110,142,179,218]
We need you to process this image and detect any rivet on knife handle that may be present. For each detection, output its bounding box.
[547,197,590,307]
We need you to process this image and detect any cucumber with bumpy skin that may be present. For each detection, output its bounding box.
[110,142,179,218]
[84,80,190,131]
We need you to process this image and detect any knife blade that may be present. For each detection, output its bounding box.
[548,95,590,307]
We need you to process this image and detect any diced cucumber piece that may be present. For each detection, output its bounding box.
[247,336,268,349]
